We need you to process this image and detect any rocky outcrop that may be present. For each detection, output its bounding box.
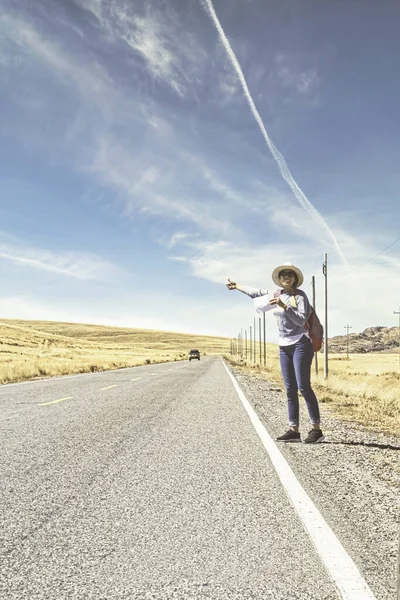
[328,326,399,353]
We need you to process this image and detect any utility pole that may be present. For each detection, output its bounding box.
[245,330,247,361]
[344,325,352,359]
[394,309,400,366]
[312,275,318,375]
[323,253,328,378]
[249,326,252,362]
[263,312,266,367]
[258,317,261,365]
[253,317,256,364]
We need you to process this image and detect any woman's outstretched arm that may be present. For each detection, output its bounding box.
[226,278,269,298]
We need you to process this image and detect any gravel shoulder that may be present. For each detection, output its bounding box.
[227,362,400,600]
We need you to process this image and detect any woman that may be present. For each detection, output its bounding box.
[226,261,324,444]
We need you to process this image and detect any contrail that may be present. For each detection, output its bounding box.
[203,0,349,267]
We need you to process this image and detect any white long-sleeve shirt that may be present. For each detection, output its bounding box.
[239,286,311,346]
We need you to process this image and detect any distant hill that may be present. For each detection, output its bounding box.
[328,326,399,354]
[0,319,232,385]
[0,319,230,352]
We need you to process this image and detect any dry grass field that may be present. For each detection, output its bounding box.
[226,348,400,436]
[0,319,230,385]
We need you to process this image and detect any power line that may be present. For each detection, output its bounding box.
[347,236,400,273]
[363,259,400,266]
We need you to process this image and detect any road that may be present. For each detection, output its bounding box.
[0,357,386,599]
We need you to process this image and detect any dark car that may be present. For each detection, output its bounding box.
[188,349,200,361]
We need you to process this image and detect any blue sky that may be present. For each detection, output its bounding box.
[0,0,399,343]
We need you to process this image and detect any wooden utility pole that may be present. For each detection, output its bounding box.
[394,309,400,366]
[253,317,256,364]
[245,330,248,361]
[312,275,318,374]
[344,325,352,359]
[249,326,252,362]
[263,312,266,367]
[323,253,328,378]
[258,317,261,365]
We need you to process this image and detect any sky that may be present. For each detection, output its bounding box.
[0,0,399,344]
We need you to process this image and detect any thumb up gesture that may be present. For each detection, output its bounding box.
[226,278,238,290]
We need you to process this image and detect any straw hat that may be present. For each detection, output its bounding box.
[272,262,304,287]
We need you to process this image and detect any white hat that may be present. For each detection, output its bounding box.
[272,262,304,287]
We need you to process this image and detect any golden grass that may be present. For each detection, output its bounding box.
[0,319,230,385]
[225,350,400,436]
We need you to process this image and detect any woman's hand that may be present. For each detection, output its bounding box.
[268,297,287,310]
[226,278,239,290]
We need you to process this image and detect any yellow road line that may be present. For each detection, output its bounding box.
[100,385,118,391]
[39,397,72,406]
[131,377,141,381]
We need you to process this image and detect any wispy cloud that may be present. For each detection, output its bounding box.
[275,54,319,96]
[78,0,207,99]
[77,0,241,105]
[0,12,110,100]
[162,232,193,249]
[0,242,121,280]
[87,132,247,235]
[218,72,241,104]
[169,238,315,287]
[0,5,154,159]
[123,13,186,97]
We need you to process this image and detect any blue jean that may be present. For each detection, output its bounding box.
[279,335,320,427]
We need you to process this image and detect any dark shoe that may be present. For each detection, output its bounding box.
[303,429,325,444]
[276,429,301,443]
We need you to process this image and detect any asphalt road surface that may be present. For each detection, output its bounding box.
[0,357,384,599]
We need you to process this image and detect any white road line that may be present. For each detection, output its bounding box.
[222,360,377,600]
[39,397,73,407]
[131,377,142,381]
[100,385,118,391]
